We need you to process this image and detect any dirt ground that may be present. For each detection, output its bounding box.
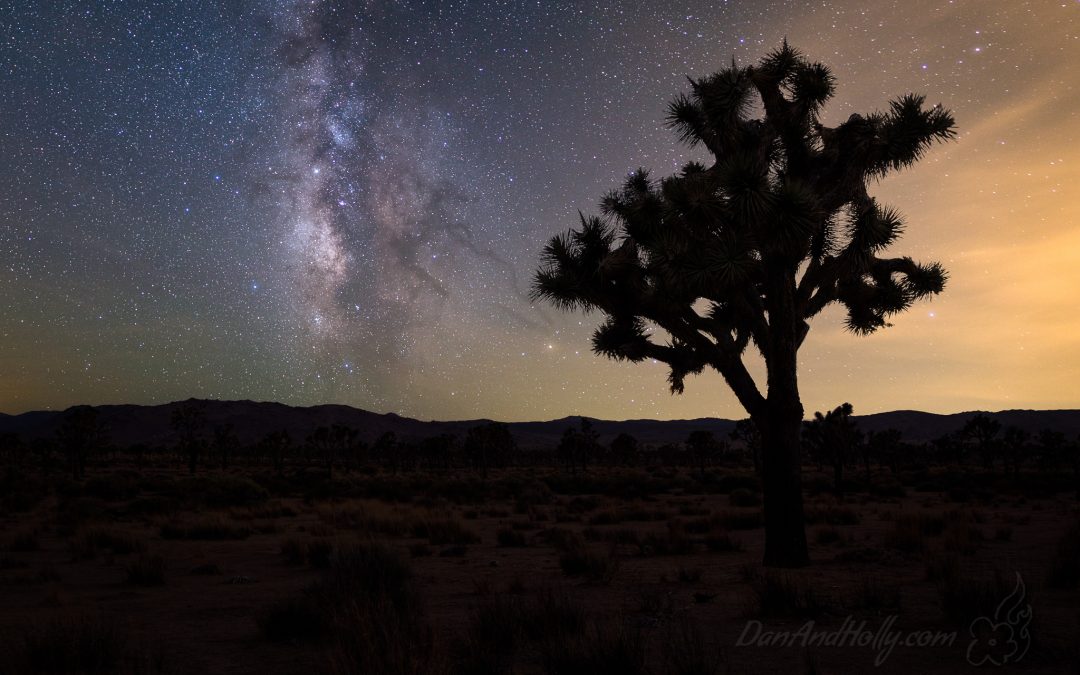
[1,464,1077,674]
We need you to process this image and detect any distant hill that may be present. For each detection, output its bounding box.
[0,400,1077,449]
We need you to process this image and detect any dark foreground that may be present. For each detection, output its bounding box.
[1,464,1078,674]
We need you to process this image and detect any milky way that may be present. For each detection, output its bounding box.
[1,1,1077,420]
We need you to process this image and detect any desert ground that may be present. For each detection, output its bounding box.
[1,460,1078,675]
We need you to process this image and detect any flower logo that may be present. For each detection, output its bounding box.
[966,573,1032,666]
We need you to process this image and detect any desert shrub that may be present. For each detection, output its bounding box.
[943,521,983,556]
[713,510,763,530]
[280,537,307,565]
[884,512,945,552]
[259,596,328,642]
[938,570,1018,624]
[315,502,411,537]
[639,521,695,556]
[804,504,860,526]
[73,527,146,560]
[19,615,164,674]
[661,616,726,675]
[677,567,703,584]
[1047,520,1080,589]
[125,496,178,517]
[852,576,900,611]
[190,562,221,575]
[231,501,297,520]
[540,620,646,675]
[125,554,166,586]
[160,517,250,540]
[452,587,586,675]
[261,542,434,674]
[412,518,480,546]
[7,530,40,552]
[924,551,961,583]
[728,488,759,507]
[714,474,760,494]
[1,474,49,513]
[83,472,142,501]
[409,543,432,557]
[814,527,842,545]
[173,475,268,507]
[704,531,743,553]
[55,497,107,535]
[558,537,619,583]
[745,570,825,618]
[306,539,334,568]
[496,527,527,548]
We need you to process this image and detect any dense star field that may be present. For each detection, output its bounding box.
[1,1,1077,420]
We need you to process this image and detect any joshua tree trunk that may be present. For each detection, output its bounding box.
[757,280,810,568]
[757,403,808,568]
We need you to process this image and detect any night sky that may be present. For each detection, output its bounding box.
[1,1,1077,421]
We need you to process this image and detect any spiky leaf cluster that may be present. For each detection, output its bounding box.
[533,42,954,404]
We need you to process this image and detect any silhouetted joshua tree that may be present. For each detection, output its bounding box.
[56,406,107,480]
[532,43,954,566]
[686,429,721,477]
[464,423,516,477]
[1000,426,1028,479]
[961,414,1001,470]
[865,427,903,475]
[171,401,206,475]
[803,403,861,498]
[730,418,762,475]
[557,419,600,473]
[610,432,640,466]
[212,423,239,471]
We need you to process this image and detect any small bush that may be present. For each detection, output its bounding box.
[938,570,1017,624]
[280,538,306,565]
[259,596,328,642]
[640,521,696,556]
[746,570,825,618]
[661,616,726,675]
[884,512,945,553]
[815,527,842,545]
[497,527,528,547]
[73,528,146,560]
[804,504,860,526]
[19,615,163,674]
[556,533,619,583]
[125,555,166,586]
[540,620,647,675]
[160,517,250,541]
[412,518,480,546]
[7,530,40,552]
[852,576,900,611]
[677,567,703,584]
[704,531,743,553]
[190,562,221,575]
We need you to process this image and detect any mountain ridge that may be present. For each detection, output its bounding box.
[2,399,1078,449]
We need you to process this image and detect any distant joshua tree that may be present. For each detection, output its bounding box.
[532,42,954,566]
[56,406,107,480]
[464,423,516,477]
[307,425,358,480]
[686,429,721,476]
[171,401,206,475]
[803,403,861,497]
[730,418,762,475]
[610,432,640,466]
[557,419,600,473]
[961,414,1001,470]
